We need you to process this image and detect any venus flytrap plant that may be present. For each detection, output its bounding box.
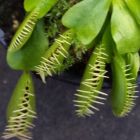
[2,0,140,139]
[62,0,140,117]
[2,1,60,139]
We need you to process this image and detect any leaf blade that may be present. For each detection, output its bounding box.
[111,0,140,54]
[62,0,111,45]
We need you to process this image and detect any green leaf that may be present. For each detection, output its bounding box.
[24,0,40,12]
[111,0,140,54]
[62,0,111,45]
[24,0,58,18]
[7,19,48,70]
[124,0,140,25]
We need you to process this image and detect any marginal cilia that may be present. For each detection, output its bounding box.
[35,29,74,83]
[8,9,39,52]
[74,45,109,117]
[8,0,58,53]
[3,72,36,140]
[111,54,138,117]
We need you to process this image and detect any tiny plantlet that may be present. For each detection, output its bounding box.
[1,0,140,139]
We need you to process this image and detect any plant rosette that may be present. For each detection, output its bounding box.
[1,0,140,140]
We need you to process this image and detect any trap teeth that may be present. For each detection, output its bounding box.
[74,45,108,116]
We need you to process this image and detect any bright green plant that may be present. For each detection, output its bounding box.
[1,0,140,139]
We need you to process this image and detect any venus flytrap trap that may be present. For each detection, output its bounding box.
[111,54,138,117]
[74,45,109,117]
[7,19,49,70]
[1,0,140,139]
[7,9,39,52]
[3,72,36,140]
[35,29,75,83]
[8,0,58,53]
